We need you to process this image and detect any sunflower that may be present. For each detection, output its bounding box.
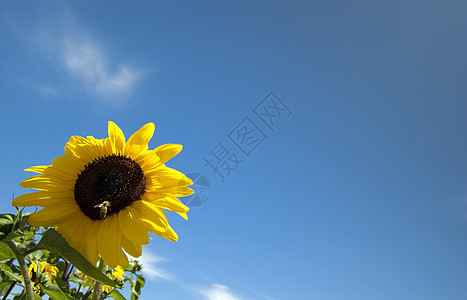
[12,122,194,268]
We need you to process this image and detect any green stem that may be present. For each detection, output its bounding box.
[5,240,34,300]
[91,258,107,300]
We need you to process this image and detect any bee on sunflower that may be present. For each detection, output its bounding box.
[12,121,194,268]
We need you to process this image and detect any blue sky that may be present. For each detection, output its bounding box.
[1,1,467,299]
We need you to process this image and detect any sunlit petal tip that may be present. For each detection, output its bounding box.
[69,136,85,145]
[144,122,156,133]
[119,255,130,269]
[19,175,49,190]
[155,144,183,163]
[186,176,194,186]
[178,212,189,220]
[108,120,119,129]
[108,121,124,136]
[125,123,156,157]
[24,166,48,174]
[164,226,178,242]
[108,121,126,154]
[178,187,195,197]
[11,192,39,207]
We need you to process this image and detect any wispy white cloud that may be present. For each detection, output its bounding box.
[199,284,242,300]
[62,38,141,102]
[3,1,143,106]
[129,248,172,281]
[129,251,273,300]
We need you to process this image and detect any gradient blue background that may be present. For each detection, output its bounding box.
[1,1,466,299]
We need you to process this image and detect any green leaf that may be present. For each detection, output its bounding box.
[54,273,71,294]
[6,215,31,241]
[40,284,73,300]
[13,212,29,230]
[136,275,145,289]
[0,242,15,261]
[130,275,145,300]
[0,214,14,240]
[26,249,48,262]
[35,229,117,287]
[109,289,127,300]
[0,263,23,281]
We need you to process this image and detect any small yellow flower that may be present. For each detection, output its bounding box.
[77,266,125,293]
[40,261,59,277]
[104,265,126,292]
[23,261,59,293]
[102,285,113,293]
[26,262,40,290]
[110,265,125,280]
[28,261,38,276]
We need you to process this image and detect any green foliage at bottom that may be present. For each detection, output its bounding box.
[0,209,146,300]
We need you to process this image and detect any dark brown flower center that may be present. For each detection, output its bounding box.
[74,154,146,220]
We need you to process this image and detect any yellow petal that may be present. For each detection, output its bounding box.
[155,225,178,242]
[30,171,75,186]
[98,215,128,268]
[132,201,168,233]
[103,137,114,156]
[58,218,82,247]
[147,186,195,198]
[51,154,85,176]
[65,217,86,243]
[68,136,107,162]
[28,204,81,227]
[84,221,100,265]
[43,165,77,181]
[141,193,189,214]
[145,167,193,190]
[138,149,162,170]
[66,135,88,146]
[153,144,183,164]
[24,166,48,174]
[19,175,74,191]
[58,216,99,265]
[77,220,100,266]
[86,136,109,158]
[177,212,189,220]
[125,123,155,158]
[118,206,150,245]
[108,121,126,155]
[121,235,142,258]
[65,137,97,163]
[12,191,74,207]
